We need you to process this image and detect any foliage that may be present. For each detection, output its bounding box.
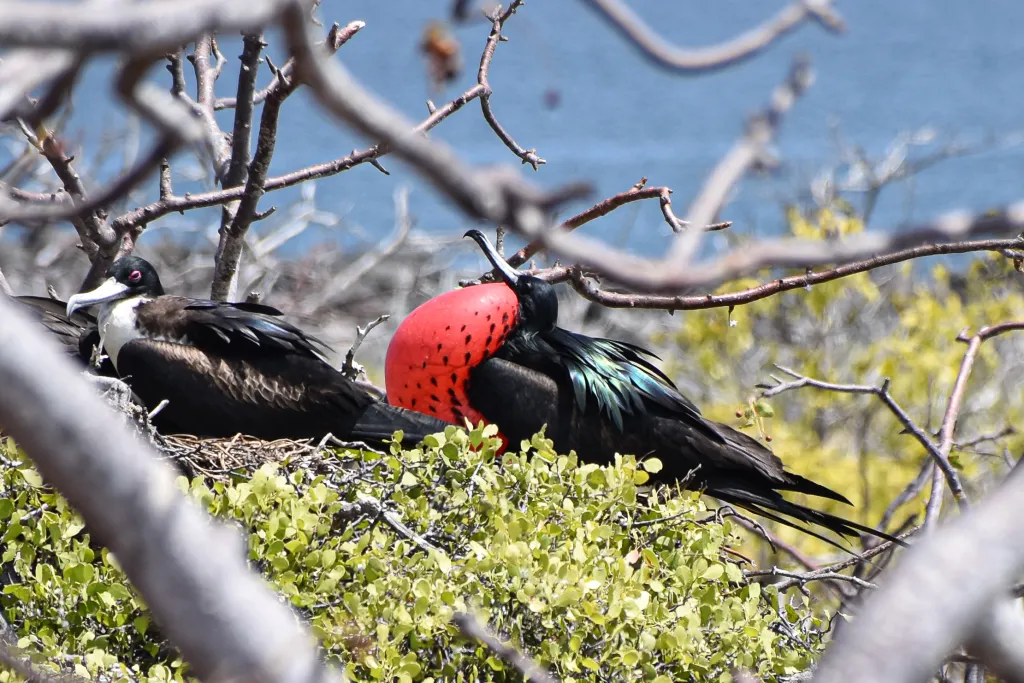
[658,204,1024,557]
[0,427,823,683]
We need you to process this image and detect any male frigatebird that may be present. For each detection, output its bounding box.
[65,255,449,445]
[385,229,901,546]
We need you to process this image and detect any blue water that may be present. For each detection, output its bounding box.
[22,0,1024,260]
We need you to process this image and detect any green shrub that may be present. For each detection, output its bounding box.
[0,427,822,682]
[657,206,1024,557]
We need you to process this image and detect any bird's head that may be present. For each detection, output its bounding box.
[464,229,558,333]
[67,255,165,317]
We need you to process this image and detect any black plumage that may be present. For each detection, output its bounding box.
[12,295,114,375]
[463,229,903,547]
[65,256,448,445]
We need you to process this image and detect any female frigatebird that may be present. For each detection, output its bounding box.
[385,229,901,546]
[66,255,449,445]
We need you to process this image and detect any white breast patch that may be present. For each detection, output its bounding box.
[98,298,146,371]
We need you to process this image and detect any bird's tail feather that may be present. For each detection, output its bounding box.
[709,486,907,552]
[349,402,451,448]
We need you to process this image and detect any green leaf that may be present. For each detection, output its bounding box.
[642,458,663,474]
[554,587,582,607]
[702,564,725,581]
[432,550,452,575]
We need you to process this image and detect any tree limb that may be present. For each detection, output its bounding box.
[813,466,1024,683]
[578,0,843,72]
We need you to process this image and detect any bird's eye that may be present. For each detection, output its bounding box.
[128,270,142,283]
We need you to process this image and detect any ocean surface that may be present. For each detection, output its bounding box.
[24,0,1024,262]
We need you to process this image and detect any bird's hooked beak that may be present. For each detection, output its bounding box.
[464,229,520,287]
[66,278,132,317]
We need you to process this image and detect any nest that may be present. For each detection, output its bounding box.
[156,433,379,483]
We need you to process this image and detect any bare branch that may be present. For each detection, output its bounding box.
[503,181,731,272]
[190,35,231,179]
[761,365,968,512]
[0,0,299,51]
[0,296,338,683]
[546,200,1024,294]
[281,3,591,230]
[924,321,1024,525]
[477,0,544,169]
[214,19,365,110]
[745,567,877,592]
[813,467,1024,683]
[671,56,814,265]
[33,125,114,259]
[341,315,391,382]
[565,237,1024,310]
[210,21,365,300]
[578,0,843,72]
[221,31,265,193]
[454,612,558,683]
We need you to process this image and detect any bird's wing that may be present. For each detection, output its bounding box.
[13,295,111,372]
[535,327,725,443]
[149,297,333,361]
[14,295,95,352]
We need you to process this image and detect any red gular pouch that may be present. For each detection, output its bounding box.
[385,283,520,453]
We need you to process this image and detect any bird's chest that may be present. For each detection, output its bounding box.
[97,299,145,370]
[98,298,189,371]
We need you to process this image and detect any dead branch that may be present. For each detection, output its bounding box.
[341,314,390,382]
[578,0,843,72]
[0,1,298,51]
[212,21,364,300]
[0,296,339,683]
[760,365,968,514]
[565,237,1024,309]
[454,612,559,683]
[922,321,1024,525]
[671,55,814,265]
[504,180,731,272]
[282,4,591,243]
[217,30,266,232]
[745,567,877,592]
[477,0,544,169]
[189,35,231,179]
[813,466,1024,683]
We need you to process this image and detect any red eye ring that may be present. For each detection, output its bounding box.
[128,269,142,283]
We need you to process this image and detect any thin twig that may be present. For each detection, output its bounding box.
[477,0,544,169]
[503,182,731,272]
[745,566,877,592]
[341,315,391,381]
[761,365,968,509]
[924,321,1024,526]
